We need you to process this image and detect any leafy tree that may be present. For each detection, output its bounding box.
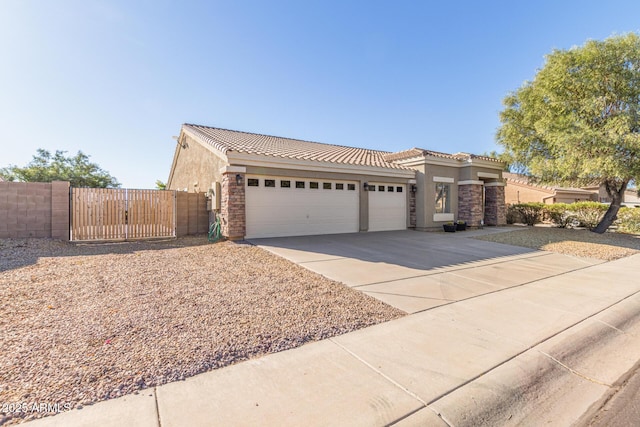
[497,33,640,233]
[481,150,516,172]
[155,180,167,190]
[0,149,120,188]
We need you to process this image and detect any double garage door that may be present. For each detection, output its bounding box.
[245,175,406,238]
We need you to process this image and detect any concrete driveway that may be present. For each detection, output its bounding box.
[250,229,603,313]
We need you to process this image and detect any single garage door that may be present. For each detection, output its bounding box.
[369,183,407,232]
[245,176,359,238]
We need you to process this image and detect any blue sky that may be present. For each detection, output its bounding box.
[2,1,640,189]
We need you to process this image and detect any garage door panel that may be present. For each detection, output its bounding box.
[246,176,359,238]
[369,183,407,232]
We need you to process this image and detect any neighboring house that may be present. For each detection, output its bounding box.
[581,185,640,207]
[503,173,596,205]
[167,124,506,239]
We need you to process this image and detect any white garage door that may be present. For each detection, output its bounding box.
[245,176,359,238]
[369,183,407,232]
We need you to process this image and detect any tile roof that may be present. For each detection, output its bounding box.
[503,173,596,194]
[182,124,409,170]
[383,148,502,163]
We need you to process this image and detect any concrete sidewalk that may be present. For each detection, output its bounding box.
[27,237,640,426]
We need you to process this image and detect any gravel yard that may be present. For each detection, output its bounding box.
[0,237,404,425]
[474,226,640,260]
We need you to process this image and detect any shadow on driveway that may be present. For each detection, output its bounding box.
[250,229,602,313]
[249,229,536,272]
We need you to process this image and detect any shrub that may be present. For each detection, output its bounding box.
[544,203,576,228]
[506,204,520,224]
[511,203,545,226]
[616,207,640,234]
[567,202,608,230]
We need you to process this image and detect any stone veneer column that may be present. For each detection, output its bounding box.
[458,181,484,227]
[484,182,506,226]
[409,183,417,228]
[220,166,246,240]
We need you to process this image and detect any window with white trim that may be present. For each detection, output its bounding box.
[435,183,451,213]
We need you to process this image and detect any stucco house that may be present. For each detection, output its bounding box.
[581,184,640,207]
[167,124,506,239]
[504,173,640,208]
[504,173,596,205]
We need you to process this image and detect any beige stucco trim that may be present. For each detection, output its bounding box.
[478,171,500,179]
[484,182,506,187]
[468,158,505,168]
[227,152,416,179]
[433,176,455,183]
[458,180,484,186]
[433,213,455,222]
[220,165,247,174]
[396,156,504,171]
[397,157,463,168]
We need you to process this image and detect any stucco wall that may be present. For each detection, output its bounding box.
[505,181,554,204]
[460,165,502,182]
[420,164,459,229]
[167,134,228,193]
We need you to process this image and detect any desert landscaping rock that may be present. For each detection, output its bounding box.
[474,227,640,261]
[0,237,403,425]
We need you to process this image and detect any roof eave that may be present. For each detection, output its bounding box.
[227,152,416,179]
[181,125,230,162]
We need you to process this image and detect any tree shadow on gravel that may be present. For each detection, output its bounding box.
[0,235,214,272]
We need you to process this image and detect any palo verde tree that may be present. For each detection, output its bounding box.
[497,33,640,233]
[0,149,120,188]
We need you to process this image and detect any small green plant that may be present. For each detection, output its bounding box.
[506,204,520,224]
[544,204,576,228]
[511,203,545,226]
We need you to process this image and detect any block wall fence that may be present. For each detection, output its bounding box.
[0,181,208,239]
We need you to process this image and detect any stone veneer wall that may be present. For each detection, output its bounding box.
[484,184,506,226]
[220,172,246,240]
[409,189,416,228]
[458,183,484,227]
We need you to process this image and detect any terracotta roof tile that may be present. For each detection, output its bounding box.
[383,148,502,163]
[183,124,409,170]
[503,173,596,194]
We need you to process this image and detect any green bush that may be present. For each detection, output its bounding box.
[616,207,640,234]
[511,203,545,226]
[566,202,608,230]
[506,204,520,224]
[544,203,576,228]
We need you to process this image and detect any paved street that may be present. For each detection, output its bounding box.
[585,363,640,427]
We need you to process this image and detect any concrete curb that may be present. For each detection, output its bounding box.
[423,284,640,426]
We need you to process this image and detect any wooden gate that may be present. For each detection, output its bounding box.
[71,188,176,241]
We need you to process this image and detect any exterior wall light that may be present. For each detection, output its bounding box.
[363,182,370,191]
[411,184,417,193]
[235,174,243,186]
